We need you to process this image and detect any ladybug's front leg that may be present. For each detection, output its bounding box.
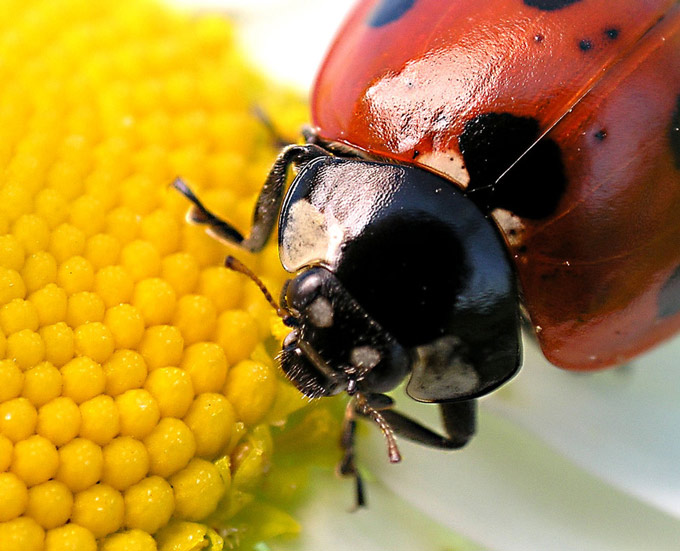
[337,399,367,509]
[172,143,330,252]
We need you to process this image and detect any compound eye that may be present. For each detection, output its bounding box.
[283,270,324,312]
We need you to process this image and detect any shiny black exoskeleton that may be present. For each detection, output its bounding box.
[173,140,521,506]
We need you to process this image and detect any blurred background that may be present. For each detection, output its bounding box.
[171,0,356,90]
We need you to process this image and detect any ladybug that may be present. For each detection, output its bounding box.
[175,0,680,505]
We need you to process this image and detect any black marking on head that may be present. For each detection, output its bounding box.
[659,264,680,318]
[367,0,415,27]
[459,112,566,219]
[670,95,680,169]
[605,27,620,40]
[594,129,607,141]
[523,0,582,11]
[579,39,593,52]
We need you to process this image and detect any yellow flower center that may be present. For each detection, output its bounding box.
[0,0,340,549]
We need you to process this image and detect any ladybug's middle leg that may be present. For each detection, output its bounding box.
[366,398,476,450]
[339,397,475,508]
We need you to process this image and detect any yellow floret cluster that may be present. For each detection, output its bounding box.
[0,1,339,550]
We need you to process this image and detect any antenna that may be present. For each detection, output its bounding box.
[224,255,296,327]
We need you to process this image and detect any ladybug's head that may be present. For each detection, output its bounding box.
[225,254,410,466]
[224,255,411,401]
[278,265,411,399]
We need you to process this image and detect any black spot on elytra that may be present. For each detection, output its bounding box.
[659,264,680,318]
[534,34,545,43]
[670,96,680,169]
[605,27,620,40]
[367,0,415,27]
[579,39,593,52]
[524,0,582,11]
[594,129,607,141]
[459,112,566,219]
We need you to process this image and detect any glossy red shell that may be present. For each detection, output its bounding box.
[311,0,680,370]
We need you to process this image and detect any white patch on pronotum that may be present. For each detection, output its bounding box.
[491,208,526,248]
[280,199,331,268]
[445,359,480,395]
[350,346,382,370]
[280,199,346,270]
[324,210,345,266]
[307,296,334,328]
[418,150,470,188]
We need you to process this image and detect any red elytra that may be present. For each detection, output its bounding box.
[310,0,680,370]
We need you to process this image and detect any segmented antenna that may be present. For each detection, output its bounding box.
[224,255,296,327]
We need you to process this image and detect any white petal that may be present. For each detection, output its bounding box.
[361,335,680,551]
[169,0,356,90]
[274,467,484,551]
[487,335,680,517]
